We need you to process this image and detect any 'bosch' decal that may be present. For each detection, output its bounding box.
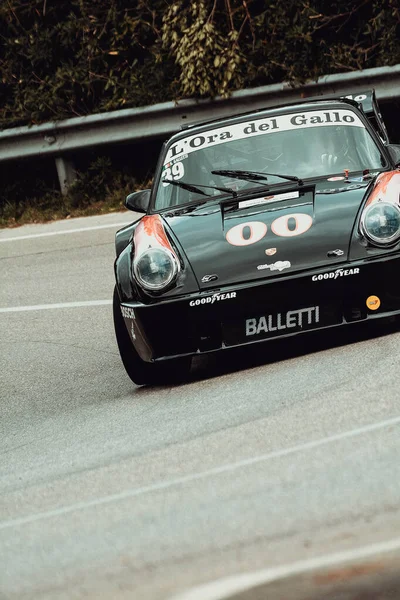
[121,306,136,319]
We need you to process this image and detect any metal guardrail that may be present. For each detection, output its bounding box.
[1,64,399,192]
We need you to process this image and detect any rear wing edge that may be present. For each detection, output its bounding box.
[343,90,389,144]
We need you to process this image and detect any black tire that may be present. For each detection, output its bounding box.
[113,286,192,386]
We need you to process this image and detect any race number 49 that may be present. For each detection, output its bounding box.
[162,162,185,186]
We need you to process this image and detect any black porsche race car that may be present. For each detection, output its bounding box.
[113,90,400,385]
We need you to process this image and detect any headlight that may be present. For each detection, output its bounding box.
[133,247,180,291]
[360,201,400,246]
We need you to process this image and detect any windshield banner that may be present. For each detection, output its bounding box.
[164,109,364,164]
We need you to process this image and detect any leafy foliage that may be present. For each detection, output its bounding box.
[0,154,141,226]
[161,1,245,98]
[0,0,399,129]
[0,0,176,127]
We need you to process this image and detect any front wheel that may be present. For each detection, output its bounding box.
[113,286,192,386]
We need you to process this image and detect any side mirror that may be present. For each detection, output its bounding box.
[125,189,151,213]
[386,144,400,167]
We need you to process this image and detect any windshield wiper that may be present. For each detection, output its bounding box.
[211,169,303,186]
[162,178,237,198]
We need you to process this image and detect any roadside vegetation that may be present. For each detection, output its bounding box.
[0,0,399,226]
[0,155,150,228]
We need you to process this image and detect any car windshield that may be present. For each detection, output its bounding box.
[154,107,385,209]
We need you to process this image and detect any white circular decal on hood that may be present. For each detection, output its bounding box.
[271,213,313,237]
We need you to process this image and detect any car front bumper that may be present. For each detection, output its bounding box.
[120,255,400,362]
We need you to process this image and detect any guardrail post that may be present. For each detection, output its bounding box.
[55,156,77,195]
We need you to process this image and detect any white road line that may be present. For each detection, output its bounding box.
[0,221,132,243]
[1,414,400,531]
[0,300,112,313]
[170,537,400,600]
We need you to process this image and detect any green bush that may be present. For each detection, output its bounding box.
[0,155,142,227]
[0,0,399,129]
[0,0,177,128]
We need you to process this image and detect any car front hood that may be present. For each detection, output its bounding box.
[162,180,372,289]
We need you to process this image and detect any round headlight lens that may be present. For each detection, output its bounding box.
[361,201,400,246]
[133,247,179,291]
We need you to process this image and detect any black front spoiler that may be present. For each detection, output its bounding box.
[120,255,400,362]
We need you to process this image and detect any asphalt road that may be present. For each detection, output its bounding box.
[1,211,400,600]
